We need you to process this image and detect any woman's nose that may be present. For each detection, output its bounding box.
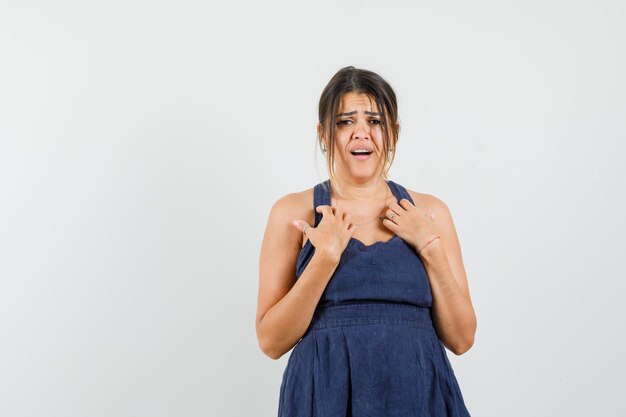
[352,119,370,139]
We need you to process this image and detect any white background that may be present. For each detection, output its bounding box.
[1,1,625,416]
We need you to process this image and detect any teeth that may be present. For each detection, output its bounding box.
[352,149,371,154]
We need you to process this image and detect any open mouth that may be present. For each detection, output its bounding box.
[350,150,373,160]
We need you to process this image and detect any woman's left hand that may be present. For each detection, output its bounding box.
[382,198,439,254]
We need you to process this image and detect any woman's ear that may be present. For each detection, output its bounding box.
[316,122,324,139]
[317,122,327,149]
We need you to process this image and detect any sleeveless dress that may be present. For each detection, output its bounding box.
[278,179,471,417]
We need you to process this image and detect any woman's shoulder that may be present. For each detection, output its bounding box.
[269,186,316,228]
[273,185,314,210]
[403,186,448,213]
[403,186,452,225]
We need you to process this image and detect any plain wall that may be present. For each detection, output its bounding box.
[1,0,625,416]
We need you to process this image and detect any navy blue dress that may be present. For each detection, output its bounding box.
[278,179,471,417]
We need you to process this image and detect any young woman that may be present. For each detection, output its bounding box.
[256,66,476,416]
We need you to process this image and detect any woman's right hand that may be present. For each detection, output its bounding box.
[292,205,357,263]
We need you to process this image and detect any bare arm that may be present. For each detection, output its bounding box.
[256,195,339,360]
[418,196,477,355]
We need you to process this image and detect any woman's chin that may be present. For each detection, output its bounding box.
[347,169,381,180]
[336,162,381,179]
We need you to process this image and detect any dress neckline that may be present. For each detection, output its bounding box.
[349,234,402,249]
[301,232,402,252]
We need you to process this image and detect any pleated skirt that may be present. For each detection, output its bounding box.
[278,302,471,417]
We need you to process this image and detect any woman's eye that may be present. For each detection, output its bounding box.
[336,119,381,126]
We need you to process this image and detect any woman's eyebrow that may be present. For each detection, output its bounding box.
[336,110,381,117]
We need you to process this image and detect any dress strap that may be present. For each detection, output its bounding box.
[386,180,415,205]
[313,180,331,227]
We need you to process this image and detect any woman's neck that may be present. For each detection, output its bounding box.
[331,176,389,202]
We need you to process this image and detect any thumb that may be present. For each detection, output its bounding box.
[292,220,310,232]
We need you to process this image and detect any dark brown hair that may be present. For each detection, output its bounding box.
[317,66,400,197]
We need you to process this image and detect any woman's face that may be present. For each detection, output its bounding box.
[319,92,386,181]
